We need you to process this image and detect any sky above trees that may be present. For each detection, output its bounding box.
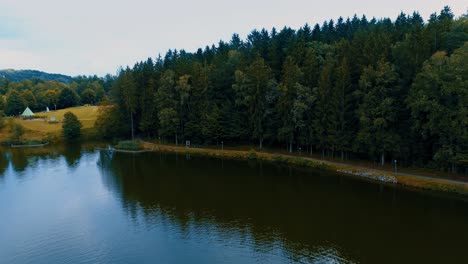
[0,0,465,76]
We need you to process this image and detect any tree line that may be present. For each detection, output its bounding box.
[96,6,467,172]
[2,7,466,172]
[0,75,114,115]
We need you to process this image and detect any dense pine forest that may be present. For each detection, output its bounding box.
[1,7,467,172]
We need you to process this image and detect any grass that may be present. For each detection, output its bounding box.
[0,106,99,141]
[115,140,143,151]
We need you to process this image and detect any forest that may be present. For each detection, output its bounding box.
[1,6,467,172]
[0,75,114,115]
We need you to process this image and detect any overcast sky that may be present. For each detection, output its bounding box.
[0,0,465,76]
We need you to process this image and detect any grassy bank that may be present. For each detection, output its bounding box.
[141,141,468,195]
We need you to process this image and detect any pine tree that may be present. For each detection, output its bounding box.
[119,68,138,140]
[278,56,302,152]
[356,60,401,165]
[314,56,337,157]
[155,70,179,144]
[335,56,352,159]
[233,56,273,148]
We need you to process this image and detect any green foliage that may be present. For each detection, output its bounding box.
[115,140,142,151]
[62,111,82,141]
[20,90,37,110]
[138,61,157,135]
[408,44,468,171]
[0,112,4,129]
[42,89,59,109]
[441,17,468,54]
[233,56,274,148]
[112,68,138,139]
[5,90,25,116]
[95,104,126,139]
[119,68,138,114]
[356,60,401,163]
[201,105,223,143]
[58,87,80,109]
[82,6,465,172]
[248,149,258,160]
[1,74,110,115]
[334,56,353,157]
[313,56,336,154]
[158,107,179,142]
[9,121,24,143]
[0,95,5,111]
[80,88,96,105]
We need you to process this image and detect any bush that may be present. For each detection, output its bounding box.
[248,149,257,160]
[62,112,82,141]
[1,135,45,146]
[273,155,287,163]
[23,139,43,145]
[115,140,142,151]
[0,112,4,129]
[9,122,24,144]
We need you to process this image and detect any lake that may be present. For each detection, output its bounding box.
[0,145,467,263]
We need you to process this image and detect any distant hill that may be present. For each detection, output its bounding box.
[0,69,72,84]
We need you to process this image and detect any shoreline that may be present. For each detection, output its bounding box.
[140,141,468,195]
[1,134,467,195]
[95,147,151,153]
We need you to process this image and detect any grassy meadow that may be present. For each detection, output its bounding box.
[0,106,99,141]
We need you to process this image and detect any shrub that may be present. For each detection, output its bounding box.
[9,122,24,144]
[0,112,4,129]
[115,140,142,151]
[62,112,82,141]
[273,155,286,163]
[247,149,257,160]
[24,139,43,145]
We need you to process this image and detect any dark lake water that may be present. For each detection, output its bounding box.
[1,145,468,264]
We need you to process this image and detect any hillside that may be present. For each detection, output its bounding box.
[0,69,72,83]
